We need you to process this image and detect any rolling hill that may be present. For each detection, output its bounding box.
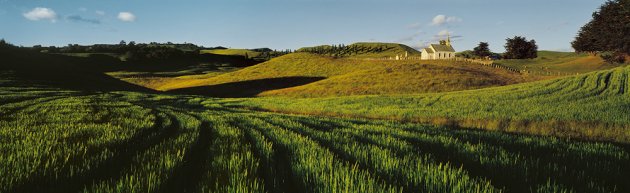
[258,62,529,97]
[162,52,532,97]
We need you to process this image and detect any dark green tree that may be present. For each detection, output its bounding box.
[503,36,538,59]
[572,0,629,63]
[473,42,492,58]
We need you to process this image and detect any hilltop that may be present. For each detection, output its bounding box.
[200,49,263,58]
[200,47,291,61]
[296,42,421,58]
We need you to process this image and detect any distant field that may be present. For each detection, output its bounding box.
[496,51,620,75]
[107,64,241,90]
[160,53,534,97]
[200,49,262,58]
[1,72,628,193]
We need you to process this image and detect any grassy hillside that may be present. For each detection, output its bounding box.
[297,42,422,58]
[1,72,628,192]
[496,51,620,75]
[236,65,630,142]
[259,62,529,97]
[162,53,532,97]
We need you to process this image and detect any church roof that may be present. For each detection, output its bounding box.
[423,48,434,53]
[430,44,455,52]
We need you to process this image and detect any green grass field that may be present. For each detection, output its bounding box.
[1,71,628,193]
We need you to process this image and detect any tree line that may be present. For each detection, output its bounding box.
[3,39,292,63]
[458,36,538,60]
[296,44,396,57]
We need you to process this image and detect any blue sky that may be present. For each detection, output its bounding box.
[1,0,605,52]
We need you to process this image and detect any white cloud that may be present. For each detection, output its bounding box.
[95,10,105,16]
[23,7,57,22]
[431,14,461,26]
[117,12,136,22]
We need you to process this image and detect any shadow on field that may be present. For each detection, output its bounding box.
[158,121,213,192]
[0,49,156,92]
[168,77,325,98]
[0,47,263,93]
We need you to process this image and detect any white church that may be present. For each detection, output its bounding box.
[421,35,456,60]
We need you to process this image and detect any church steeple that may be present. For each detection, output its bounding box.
[446,32,451,46]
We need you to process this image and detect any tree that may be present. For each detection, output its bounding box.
[572,22,602,53]
[572,0,629,63]
[0,39,8,48]
[503,36,537,59]
[0,39,15,50]
[119,40,126,45]
[473,42,492,58]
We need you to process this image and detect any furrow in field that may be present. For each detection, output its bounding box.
[239,115,402,193]
[259,115,410,191]
[157,119,213,193]
[4,106,164,193]
[594,71,613,96]
[285,114,630,193]
[232,117,293,193]
[332,117,629,193]
[0,95,72,116]
[82,108,201,192]
[199,114,265,193]
[264,115,499,193]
